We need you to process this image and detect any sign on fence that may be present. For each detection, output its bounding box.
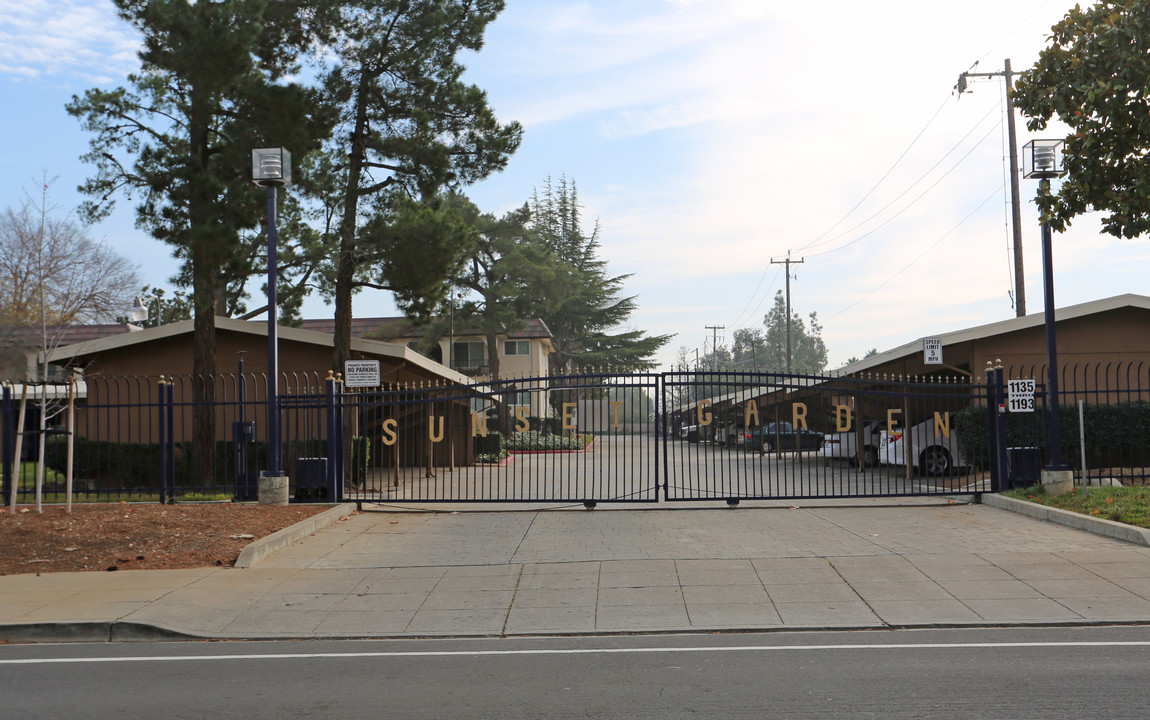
[923,337,943,365]
[344,360,381,388]
[1007,378,1036,412]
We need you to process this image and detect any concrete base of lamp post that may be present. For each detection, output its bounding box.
[258,474,290,505]
[1041,469,1074,496]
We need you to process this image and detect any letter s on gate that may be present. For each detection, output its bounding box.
[515,405,531,432]
[381,418,398,446]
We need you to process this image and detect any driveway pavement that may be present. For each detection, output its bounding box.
[3,497,1150,642]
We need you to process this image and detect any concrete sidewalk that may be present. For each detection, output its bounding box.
[4,497,1150,642]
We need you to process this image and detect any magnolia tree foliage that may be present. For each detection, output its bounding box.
[1013,1,1150,236]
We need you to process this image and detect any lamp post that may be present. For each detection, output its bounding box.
[448,292,462,370]
[251,148,291,486]
[1022,139,1070,474]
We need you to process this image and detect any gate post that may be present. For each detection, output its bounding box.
[985,364,1008,492]
[158,378,169,504]
[2,384,12,507]
[326,372,342,501]
[659,373,669,501]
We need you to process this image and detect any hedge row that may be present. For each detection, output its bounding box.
[41,436,334,489]
[953,401,1150,470]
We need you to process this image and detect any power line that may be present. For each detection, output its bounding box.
[794,94,953,255]
[803,103,1001,256]
[824,184,1003,322]
[805,118,1002,260]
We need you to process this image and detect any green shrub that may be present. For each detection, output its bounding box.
[505,430,588,452]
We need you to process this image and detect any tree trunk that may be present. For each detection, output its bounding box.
[333,75,371,376]
[189,93,216,487]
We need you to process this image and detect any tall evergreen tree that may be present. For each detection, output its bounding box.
[307,0,522,374]
[67,0,332,479]
[527,177,672,372]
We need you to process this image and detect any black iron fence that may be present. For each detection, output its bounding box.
[1,372,304,504]
[975,362,1150,487]
[3,363,1148,505]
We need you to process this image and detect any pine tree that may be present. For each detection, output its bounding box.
[527,177,672,373]
[67,0,331,479]
[307,0,523,374]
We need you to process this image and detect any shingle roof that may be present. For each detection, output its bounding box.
[297,317,553,341]
[0,324,131,350]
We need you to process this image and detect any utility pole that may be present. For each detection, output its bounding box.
[770,253,804,374]
[705,325,724,371]
[958,58,1026,317]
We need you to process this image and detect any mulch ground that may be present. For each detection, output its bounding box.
[0,503,333,576]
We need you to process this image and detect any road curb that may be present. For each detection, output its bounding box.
[981,492,1150,547]
[0,621,200,644]
[234,502,358,568]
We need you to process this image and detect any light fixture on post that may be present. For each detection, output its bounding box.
[129,297,149,325]
[1022,138,1072,486]
[129,294,161,327]
[252,147,292,503]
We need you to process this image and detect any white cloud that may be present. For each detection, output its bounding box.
[0,0,138,81]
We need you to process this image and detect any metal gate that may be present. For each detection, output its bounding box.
[337,370,993,505]
[661,370,992,502]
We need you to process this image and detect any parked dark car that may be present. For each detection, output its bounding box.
[745,422,824,453]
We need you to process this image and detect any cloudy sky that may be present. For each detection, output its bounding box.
[0,0,1140,371]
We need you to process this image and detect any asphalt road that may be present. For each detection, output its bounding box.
[357,435,983,503]
[4,626,1149,719]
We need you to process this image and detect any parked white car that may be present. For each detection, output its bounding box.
[715,420,747,448]
[880,418,967,476]
[822,419,882,467]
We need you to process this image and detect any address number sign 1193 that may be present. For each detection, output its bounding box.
[1007,378,1036,413]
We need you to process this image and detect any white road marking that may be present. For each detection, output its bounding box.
[2,640,1149,665]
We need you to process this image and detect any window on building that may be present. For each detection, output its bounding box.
[505,390,531,407]
[452,341,486,370]
[504,339,529,356]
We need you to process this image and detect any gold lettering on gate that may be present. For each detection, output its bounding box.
[744,400,760,427]
[471,411,488,437]
[562,403,577,430]
[835,404,852,432]
[886,409,901,434]
[515,405,531,432]
[609,401,624,429]
[381,418,398,446]
[428,416,444,443]
[933,411,950,438]
[697,400,712,426]
[792,403,808,430]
